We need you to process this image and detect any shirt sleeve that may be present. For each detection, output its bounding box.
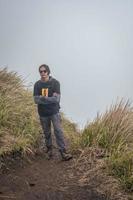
[33,82,45,105]
[53,80,60,94]
[33,82,39,96]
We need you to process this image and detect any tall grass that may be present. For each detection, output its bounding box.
[80,100,133,191]
[61,113,81,151]
[0,68,40,155]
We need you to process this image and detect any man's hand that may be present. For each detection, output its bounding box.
[53,92,58,96]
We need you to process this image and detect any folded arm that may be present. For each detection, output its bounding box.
[34,93,60,105]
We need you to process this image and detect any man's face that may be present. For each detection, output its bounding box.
[39,67,49,79]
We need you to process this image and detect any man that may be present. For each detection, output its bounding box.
[33,64,72,161]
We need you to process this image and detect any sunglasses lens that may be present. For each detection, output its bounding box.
[40,70,47,73]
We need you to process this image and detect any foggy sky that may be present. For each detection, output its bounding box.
[0,0,133,128]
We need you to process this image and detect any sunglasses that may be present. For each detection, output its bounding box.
[40,70,47,74]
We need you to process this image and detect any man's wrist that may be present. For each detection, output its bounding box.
[40,95,45,99]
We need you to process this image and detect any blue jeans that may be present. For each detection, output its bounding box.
[40,113,66,151]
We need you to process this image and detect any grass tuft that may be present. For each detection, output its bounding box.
[78,99,133,192]
[0,68,40,156]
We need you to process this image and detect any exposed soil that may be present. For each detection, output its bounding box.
[0,145,108,200]
[0,136,131,200]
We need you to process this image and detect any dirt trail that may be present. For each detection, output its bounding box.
[0,146,107,200]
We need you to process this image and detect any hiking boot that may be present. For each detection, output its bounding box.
[60,149,73,161]
[45,147,53,159]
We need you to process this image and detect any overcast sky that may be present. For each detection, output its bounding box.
[0,0,132,128]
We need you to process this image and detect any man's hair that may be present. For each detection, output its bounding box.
[39,64,50,75]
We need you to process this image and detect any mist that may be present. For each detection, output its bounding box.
[0,0,132,128]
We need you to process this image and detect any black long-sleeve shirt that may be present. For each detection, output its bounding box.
[33,77,61,117]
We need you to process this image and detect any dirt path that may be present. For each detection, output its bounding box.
[0,147,107,200]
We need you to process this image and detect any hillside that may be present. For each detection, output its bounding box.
[0,68,133,200]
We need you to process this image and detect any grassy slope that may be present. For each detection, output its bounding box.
[0,68,40,155]
[0,68,133,194]
[79,100,133,192]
